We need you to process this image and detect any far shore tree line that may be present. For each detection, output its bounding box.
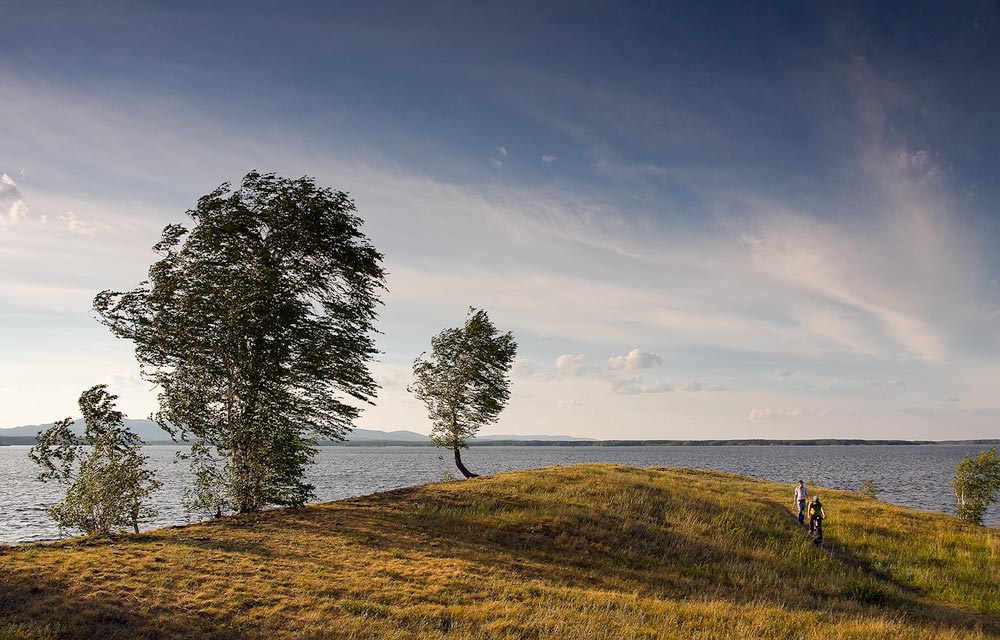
[30,171,1000,537]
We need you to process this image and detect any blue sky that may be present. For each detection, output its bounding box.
[2,1,999,439]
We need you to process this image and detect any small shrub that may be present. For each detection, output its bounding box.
[840,578,888,605]
[345,532,378,546]
[860,479,878,499]
[341,600,389,618]
[954,448,1000,525]
[0,622,59,640]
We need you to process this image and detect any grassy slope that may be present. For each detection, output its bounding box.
[1,464,998,640]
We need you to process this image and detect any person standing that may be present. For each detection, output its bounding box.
[794,480,808,524]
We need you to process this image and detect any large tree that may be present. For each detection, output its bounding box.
[410,308,517,478]
[94,171,385,514]
[30,385,161,536]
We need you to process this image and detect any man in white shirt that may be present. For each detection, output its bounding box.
[794,480,808,524]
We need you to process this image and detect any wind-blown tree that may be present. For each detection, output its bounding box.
[94,171,385,515]
[410,308,517,478]
[954,447,1000,525]
[29,385,161,536]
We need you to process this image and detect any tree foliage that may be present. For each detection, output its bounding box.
[859,479,878,499]
[93,171,385,514]
[410,308,517,478]
[954,447,1000,525]
[29,385,161,536]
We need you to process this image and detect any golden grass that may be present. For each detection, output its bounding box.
[1,464,998,639]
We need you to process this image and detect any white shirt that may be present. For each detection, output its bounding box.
[794,485,808,501]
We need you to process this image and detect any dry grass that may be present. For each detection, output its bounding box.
[1,464,998,639]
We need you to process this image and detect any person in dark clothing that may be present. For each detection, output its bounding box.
[808,495,826,543]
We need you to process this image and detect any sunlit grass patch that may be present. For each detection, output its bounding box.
[1,464,998,639]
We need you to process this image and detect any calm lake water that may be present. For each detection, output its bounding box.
[1,443,997,544]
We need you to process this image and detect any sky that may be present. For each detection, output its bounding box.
[2,1,1000,439]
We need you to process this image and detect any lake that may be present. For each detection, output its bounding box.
[2,443,997,544]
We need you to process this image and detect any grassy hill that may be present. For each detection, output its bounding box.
[1,464,998,639]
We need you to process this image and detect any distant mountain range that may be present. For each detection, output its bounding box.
[4,421,996,447]
[0,419,594,445]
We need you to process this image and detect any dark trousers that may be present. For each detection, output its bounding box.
[810,515,823,538]
[797,500,806,524]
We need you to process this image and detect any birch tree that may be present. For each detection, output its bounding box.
[30,385,160,535]
[93,171,385,514]
[410,308,517,478]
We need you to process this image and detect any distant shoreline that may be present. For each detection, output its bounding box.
[332,438,1000,448]
[6,437,997,448]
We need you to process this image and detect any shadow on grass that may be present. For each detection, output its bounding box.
[290,466,1000,636]
[0,564,255,640]
[819,534,1000,635]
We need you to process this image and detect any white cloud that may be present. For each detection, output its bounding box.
[552,353,671,395]
[773,369,793,379]
[680,381,704,392]
[611,377,673,395]
[496,146,508,157]
[554,354,601,377]
[557,399,580,408]
[554,354,585,370]
[57,211,98,235]
[749,406,803,421]
[489,158,504,169]
[542,155,556,163]
[607,348,661,371]
[1,174,29,222]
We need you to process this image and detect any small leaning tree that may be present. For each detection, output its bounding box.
[410,307,517,478]
[29,385,161,536]
[94,171,385,515]
[954,447,1000,525]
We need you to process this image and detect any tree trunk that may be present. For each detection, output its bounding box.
[453,447,478,478]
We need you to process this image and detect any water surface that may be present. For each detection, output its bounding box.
[1,443,996,544]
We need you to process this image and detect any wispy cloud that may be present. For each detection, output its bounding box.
[57,212,98,235]
[866,379,907,388]
[550,353,686,396]
[2,60,999,437]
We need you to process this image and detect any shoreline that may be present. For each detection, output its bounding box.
[4,437,999,447]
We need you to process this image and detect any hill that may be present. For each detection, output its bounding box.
[1,465,998,639]
[0,421,592,446]
[341,428,430,443]
[0,419,170,443]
